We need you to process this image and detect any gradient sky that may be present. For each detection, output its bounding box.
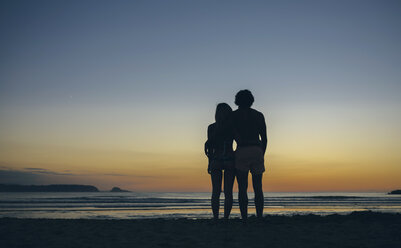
[1,0,400,192]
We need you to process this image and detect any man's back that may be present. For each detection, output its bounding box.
[230,108,267,151]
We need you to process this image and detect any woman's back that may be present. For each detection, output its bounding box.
[207,121,234,160]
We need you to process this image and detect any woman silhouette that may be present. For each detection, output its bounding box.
[204,103,235,220]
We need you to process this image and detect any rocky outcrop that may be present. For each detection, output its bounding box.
[388,189,401,195]
[110,187,130,192]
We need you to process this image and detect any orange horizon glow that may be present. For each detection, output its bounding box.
[1,135,400,192]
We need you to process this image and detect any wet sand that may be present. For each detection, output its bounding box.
[1,211,400,248]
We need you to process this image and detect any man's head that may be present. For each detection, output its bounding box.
[235,89,254,108]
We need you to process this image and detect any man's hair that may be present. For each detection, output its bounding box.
[235,89,254,108]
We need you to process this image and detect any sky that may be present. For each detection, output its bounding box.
[1,0,400,192]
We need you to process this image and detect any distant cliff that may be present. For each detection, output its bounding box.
[388,189,401,195]
[0,184,99,192]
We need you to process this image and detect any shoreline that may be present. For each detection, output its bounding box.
[1,211,400,247]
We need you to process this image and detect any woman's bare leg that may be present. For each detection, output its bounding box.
[210,169,222,220]
[223,169,235,219]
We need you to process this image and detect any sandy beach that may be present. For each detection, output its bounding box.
[1,211,400,248]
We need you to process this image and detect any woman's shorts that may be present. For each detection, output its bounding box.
[209,159,235,171]
[235,146,265,175]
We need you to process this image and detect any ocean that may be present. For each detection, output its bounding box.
[0,192,400,219]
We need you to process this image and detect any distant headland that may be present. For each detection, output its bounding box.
[0,184,99,192]
[388,189,401,195]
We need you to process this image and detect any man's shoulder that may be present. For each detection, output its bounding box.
[231,108,264,117]
[250,108,264,117]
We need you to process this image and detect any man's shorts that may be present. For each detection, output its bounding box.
[235,146,265,175]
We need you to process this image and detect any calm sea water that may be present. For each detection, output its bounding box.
[0,192,400,219]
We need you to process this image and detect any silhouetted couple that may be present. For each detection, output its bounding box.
[205,89,267,221]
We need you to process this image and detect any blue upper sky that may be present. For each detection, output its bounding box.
[2,0,400,109]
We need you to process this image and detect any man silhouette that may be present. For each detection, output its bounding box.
[229,90,267,220]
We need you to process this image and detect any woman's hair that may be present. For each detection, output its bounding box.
[235,89,254,108]
[215,103,232,123]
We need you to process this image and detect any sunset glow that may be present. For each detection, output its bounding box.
[1,0,400,192]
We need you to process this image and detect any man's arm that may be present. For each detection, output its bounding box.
[259,114,267,154]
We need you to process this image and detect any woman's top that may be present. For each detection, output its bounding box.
[205,121,234,162]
